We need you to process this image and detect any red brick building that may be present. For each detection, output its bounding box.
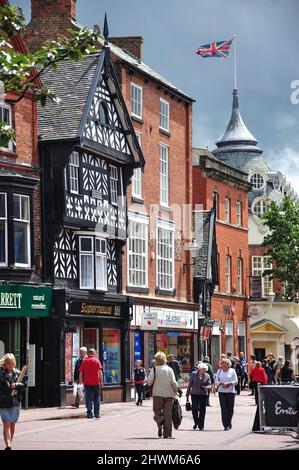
[193,148,252,370]
[0,0,51,406]
[24,0,198,388]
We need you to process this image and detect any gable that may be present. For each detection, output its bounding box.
[80,47,144,170]
[83,77,131,158]
[251,321,286,334]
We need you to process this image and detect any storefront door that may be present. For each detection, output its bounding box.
[0,320,10,357]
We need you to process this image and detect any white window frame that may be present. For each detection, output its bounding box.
[79,236,107,291]
[127,214,148,288]
[131,83,143,119]
[252,198,268,217]
[159,98,169,132]
[110,165,118,206]
[236,201,242,226]
[237,258,243,295]
[225,255,231,293]
[0,103,13,152]
[132,133,142,198]
[252,256,273,297]
[156,220,175,291]
[13,194,31,268]
[160,143,169,207]
[0,193,7,266]
[79,236,94,290]
[250,173,265,190]
[95,238,107,291]
[225,197,230,223]
[69,152,80,194]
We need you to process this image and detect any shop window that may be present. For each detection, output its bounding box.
[102,328,121,385]
[83,328,98,351]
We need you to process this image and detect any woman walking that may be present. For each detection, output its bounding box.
[278,360,295,384]
[250,361,268,405]
[134,360,146,406]
[186,363,211,430]
[147,352,178,439]
[215,358,238,431]
[0,354,27,450]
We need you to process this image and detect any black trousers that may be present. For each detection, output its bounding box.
[135,384,143,403]
[219,392,235,428]
[191,394,208,429]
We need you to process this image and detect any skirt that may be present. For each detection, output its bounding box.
[0,405,21,423]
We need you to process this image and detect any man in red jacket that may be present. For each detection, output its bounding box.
[79,349,103,418]
[250,361,268,405]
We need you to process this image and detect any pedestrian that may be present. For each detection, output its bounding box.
[262,359,273,384]
[215,358,238,431]
[71,346,87,408]
[186,363,211,430]
[134,360,146,406]
[0,353,27,451]
[226,351,235,367]
[203,356,214,406]
[147,351,178,439]
[249,355,257,395]
[233,356,242,395]
[278,360,295,384]
[264,353,275,384]
[250,361,268,405]
[79,348,103,419]
[217,354,226,370]
[273,356,284,384]
[167,354,183,397]
[239,352,248,390]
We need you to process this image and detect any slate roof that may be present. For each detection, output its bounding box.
[193,211,211,279]
[38,54,99,141]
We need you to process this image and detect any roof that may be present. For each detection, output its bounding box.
[216,89,258,147]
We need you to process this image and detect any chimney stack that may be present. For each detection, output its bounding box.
[24,0,77,53]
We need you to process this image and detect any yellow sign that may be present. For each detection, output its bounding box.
[80,303,113,315]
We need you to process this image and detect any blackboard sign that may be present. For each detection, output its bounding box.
[249,276,262,300]
[259,385,299,428]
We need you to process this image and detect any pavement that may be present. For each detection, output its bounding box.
[2,391,299,450]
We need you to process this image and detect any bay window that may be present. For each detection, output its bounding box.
[79,236,107,290]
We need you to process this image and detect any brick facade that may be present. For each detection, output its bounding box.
[193,149,251,367]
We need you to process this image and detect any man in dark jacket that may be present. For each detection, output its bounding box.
[203,356,214,406]
[167,354,181,381]
[72,347,87,407]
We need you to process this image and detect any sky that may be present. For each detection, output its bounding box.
[12,0,299,192]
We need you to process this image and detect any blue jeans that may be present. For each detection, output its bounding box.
[84,385,100,417]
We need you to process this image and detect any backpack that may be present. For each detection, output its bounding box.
[172,398,183,429]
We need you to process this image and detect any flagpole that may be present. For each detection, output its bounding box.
[234,34,237,89]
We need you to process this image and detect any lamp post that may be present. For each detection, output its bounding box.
[183,238,200,273]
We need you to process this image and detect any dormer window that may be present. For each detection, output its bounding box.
[250,173,264,190]
[252,198,268,216]
[99,102,109,125]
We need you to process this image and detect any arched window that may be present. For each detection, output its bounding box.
[99,102,109,125]
[250,173,264,190]
[253,199,268,216]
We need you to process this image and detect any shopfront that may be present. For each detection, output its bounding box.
[131,305,198,387]
[0,284,52,406]
[49,290,132,406]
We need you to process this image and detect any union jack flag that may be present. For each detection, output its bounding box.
[196,37,235,58]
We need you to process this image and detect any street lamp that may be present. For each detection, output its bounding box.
[183,238,200,273]
[267,291,276,304]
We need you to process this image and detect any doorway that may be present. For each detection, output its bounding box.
[254,348,266,362]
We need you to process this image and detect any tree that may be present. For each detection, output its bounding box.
[262,195,299,301]
[0,3,103,145]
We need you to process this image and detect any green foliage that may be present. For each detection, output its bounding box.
[262,196,299,301]
[0,4,103,144]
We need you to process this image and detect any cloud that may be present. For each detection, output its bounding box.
[267,147,299,194]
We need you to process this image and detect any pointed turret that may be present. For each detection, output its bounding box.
[213,89,262,161]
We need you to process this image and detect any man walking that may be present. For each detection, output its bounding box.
[72,346,87,408]
[79,349,103,419]
[167,354,181,381]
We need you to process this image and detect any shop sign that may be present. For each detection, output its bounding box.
[259,386,299,428]
[158,311,194,330]
[69,301,119,317]
[0,285,52,318]
[141,311,158,330]
[249,276,262,300]
[248,305,262,317]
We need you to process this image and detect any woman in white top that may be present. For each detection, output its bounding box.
[215,358,238,431]
[147,351,178,439]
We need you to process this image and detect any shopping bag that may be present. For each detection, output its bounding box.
[77,384,84,401]
[73,383,78,397]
